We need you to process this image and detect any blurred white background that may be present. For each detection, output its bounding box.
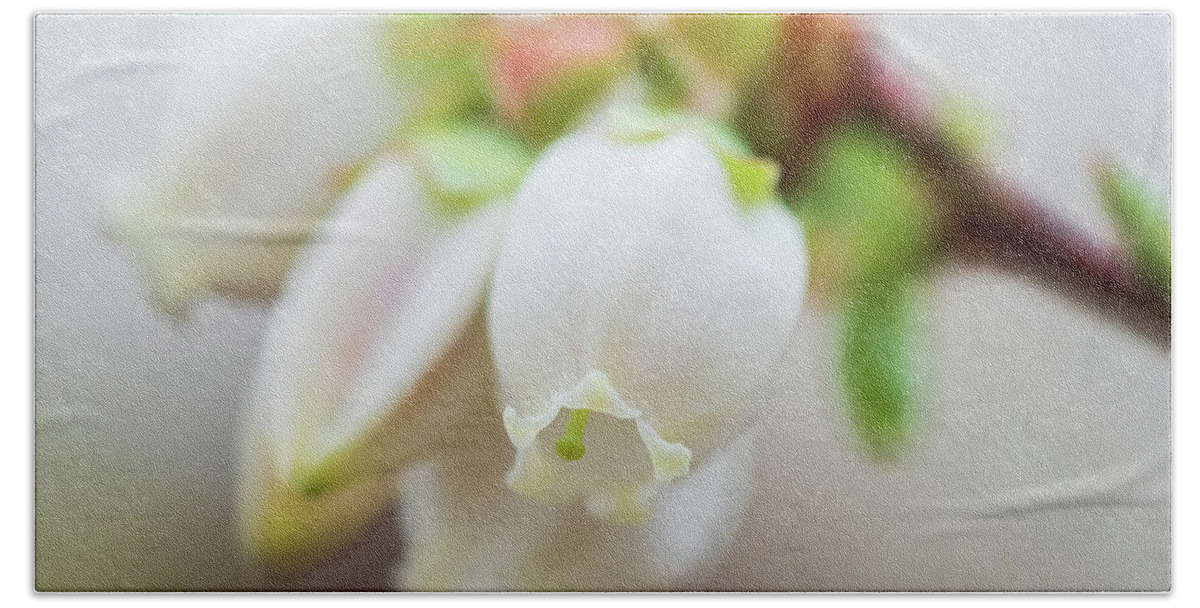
[34,13,1169,591]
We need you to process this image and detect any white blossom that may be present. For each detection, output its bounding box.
[105,17,404,317]
[487,115,807,522]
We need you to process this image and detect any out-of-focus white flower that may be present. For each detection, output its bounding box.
[487,113,807,523]
[238,146,516,562]
[105,17,405,318]
[390,399,553,591]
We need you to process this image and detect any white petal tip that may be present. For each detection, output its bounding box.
[502,405,555,449]
[636,419,693,482]
[556,369,640,419]
[504,444,569,502]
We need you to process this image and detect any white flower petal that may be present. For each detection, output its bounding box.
[248,155,508,500]
[649,431,756,582]
[394,406,557,591]
[500,369,695,522]
[393,425,757,590]
[636,418,693,481]
[105,16,405,317]
[486,116,806,520]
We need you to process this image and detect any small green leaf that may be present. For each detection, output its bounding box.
[516,62,628,150]
[838,276,923,460]
[1094,162,1171,296]
[793,123,937,462]
[382,15,496,136]
[719,152,780,209]
[413,124,533,218]
[634,35,692,112]
[932,94,995,159]
[794,122,936,280]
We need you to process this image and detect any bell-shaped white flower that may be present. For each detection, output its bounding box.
[487,112,807,522]
[105,16,405,318]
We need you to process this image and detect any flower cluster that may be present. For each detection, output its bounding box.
[107,14,809,589]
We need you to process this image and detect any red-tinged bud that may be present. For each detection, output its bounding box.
[490,15,633,147]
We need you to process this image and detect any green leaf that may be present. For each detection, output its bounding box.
[382,15,496,136]
[795,123,937,460]
[515,60,628,150]
[1094,162,1171,296]
[838,275,923,460]
[413,124,534,218]
[719,152,781,209]
[794,122,937,280]
[931,94,995,159]
[634,35,692,112]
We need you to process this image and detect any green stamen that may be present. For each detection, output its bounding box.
[555,408,591,461]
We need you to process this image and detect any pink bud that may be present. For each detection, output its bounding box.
[490,16,629,124]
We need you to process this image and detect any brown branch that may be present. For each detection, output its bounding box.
[812,41,1171,350]
[861,84,1169,349]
